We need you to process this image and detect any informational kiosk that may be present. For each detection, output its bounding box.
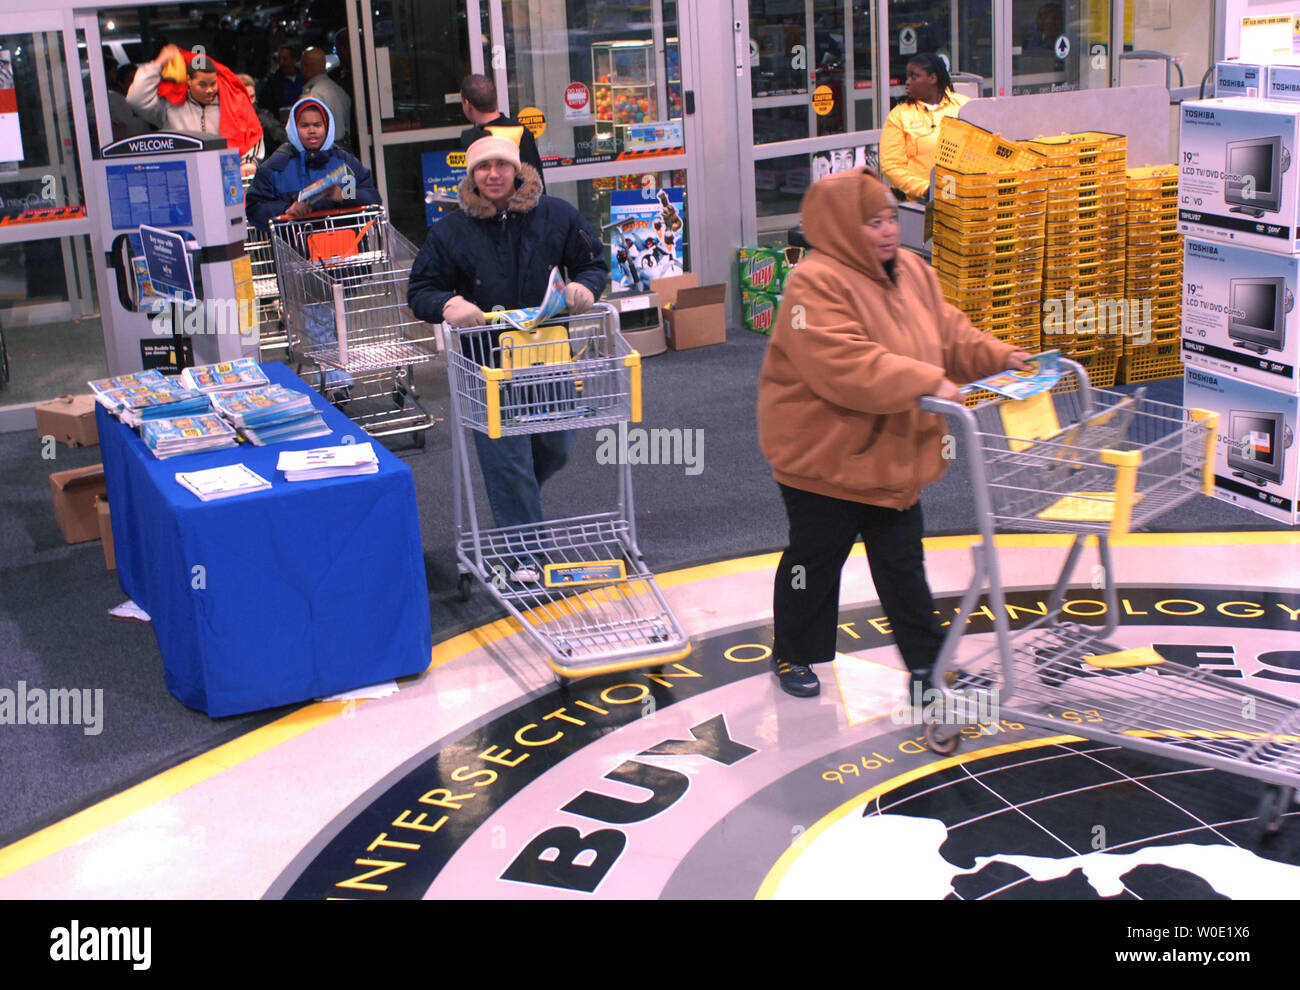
[90,131,256,376]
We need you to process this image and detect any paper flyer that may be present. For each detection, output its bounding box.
[970,350,1062,400]
[298,165,351,203]
[487,267,568,331]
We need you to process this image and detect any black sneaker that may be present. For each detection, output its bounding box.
[772,658,820,698]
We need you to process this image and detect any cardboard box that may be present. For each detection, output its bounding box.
[1215,61,1264,99]
[742,289,782,335]
[1266,63,1300,103]
[95,496,115,571]
[34,394,99,448]
[1181,238,1300,389]
[49,464,108,544]
[735,245,805,293]
[1184,366,1300,523]
[651,274,726,350]
[1178,98,1300,255]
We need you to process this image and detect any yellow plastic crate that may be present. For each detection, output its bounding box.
[935,119,1048,173]
[1121,339,1183,383]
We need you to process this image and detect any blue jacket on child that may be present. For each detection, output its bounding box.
[245,96,380,231]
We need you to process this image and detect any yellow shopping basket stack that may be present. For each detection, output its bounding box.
[1021,132,1129,387]
[931,119,1048,356]
[1120,165,1184,384]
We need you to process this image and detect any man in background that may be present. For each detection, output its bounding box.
[105,60,150,140]
[301,47,352,150]
[459,73,545,190]
[257,45,303,117]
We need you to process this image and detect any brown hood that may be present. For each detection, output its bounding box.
[799,167,893,284]
[458,163,544,218]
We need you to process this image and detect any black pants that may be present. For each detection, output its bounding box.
[772,483,945,671]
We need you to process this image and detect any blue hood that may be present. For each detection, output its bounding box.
[286,96,336,155]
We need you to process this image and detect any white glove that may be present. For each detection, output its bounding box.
[443,295,486,328]
[565,282,595,315]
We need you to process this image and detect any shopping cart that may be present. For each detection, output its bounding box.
[445,303,692,678]
[270,205,436,445]
[240,174,288,357]
[920,356,1300,833]
[243,222,287,356]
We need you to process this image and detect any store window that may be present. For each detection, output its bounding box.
[885,0,993,110]
[504,1,684,168]
[754,143,877,223]
[372,0,473,131]
[1125,0,1211,91]
[751,0,872,144]
[0,29,101,404]
[1011,0,1112,95]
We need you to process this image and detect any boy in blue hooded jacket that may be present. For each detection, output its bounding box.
[245,96,380,231]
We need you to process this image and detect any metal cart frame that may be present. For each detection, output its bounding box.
[269,205,435,445]
[921,356,1299,833]
[445,303,692,678]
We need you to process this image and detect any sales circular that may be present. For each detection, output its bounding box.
[267,582,1300,900]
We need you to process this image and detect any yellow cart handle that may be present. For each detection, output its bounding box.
[1187,408,1219,496]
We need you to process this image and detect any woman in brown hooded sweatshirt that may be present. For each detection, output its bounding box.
[757,167,1031,698]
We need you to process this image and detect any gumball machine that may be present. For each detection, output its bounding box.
[591,39,661,154]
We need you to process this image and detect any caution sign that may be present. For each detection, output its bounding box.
[812,85,834,117]
[517,106,546,140]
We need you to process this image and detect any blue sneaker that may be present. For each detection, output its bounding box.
[772,658,820,698]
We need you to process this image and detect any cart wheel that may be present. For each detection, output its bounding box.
[413,429,427,450]
[925,722,962,756]
[1257,785,1294,837]
[650,620,668,642]
[456,573,474,603]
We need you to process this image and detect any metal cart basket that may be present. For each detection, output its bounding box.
[244,222,287,356]
[270,205,435,444]
[921,356,1299,833]
[445,303,691,678]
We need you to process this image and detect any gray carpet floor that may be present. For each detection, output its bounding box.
[0,328,1276,849]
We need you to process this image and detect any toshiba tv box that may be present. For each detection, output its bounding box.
[1183,366,1300,523]
[1181,238,1300,388]
[1179,98,1300,254]
[1215,61,1263,99]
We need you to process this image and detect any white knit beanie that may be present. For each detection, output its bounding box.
[465,135,522,173]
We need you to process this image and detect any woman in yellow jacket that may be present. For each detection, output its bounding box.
[879,53,969,201]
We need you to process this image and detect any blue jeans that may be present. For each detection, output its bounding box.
[472,429,574,548]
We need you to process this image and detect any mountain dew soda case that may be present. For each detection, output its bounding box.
[742,290,782,335]
[737,247,786,292]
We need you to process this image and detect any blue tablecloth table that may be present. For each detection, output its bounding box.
[96,362,432,716]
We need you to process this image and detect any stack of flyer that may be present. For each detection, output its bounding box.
[140,413,239,459]
[179,358,270,394]
[277,442,379,481]
[88,369,168,415]
[97,381,211,427]
[210,384,331,445]
[174,463,272,501]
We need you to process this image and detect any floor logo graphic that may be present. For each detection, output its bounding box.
[269,583,1300,899]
